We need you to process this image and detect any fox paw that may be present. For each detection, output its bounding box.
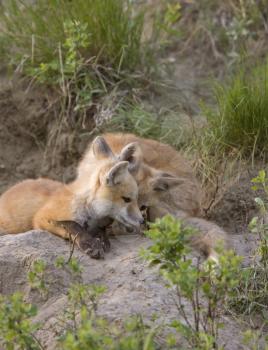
[77,236,105,259]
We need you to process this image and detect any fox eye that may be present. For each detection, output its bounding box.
[122,196,131,203]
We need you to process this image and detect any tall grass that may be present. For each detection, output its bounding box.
[0,0,146,72]
[205,61,268,156]
[0,0,157,155]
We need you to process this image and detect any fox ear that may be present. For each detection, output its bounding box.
[151,174,185,192]
[105,161,129,186]
[118,142,142,174]
[92,136,114,160]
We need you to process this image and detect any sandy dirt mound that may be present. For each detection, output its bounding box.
[0,230,246,350]
[0,75,82,194]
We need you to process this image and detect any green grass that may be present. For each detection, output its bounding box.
[229,171,268,319]
[204,60,268,156]
[0,0,153,119]
[0,0,147,72]
[102,105,194,149]
[0,0,157,153]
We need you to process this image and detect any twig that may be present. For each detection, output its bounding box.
[30,333,45,350]
[172,287,194,333]
[67,232,79,263]
[203,175,219,216]
[203,157,229,216]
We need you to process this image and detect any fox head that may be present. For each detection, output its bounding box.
[78,136,144,230]
[136,164,201,220]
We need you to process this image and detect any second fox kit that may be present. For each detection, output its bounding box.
[78,133,227,261]
[0,136,144,258]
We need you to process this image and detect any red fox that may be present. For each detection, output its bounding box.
[78,133,202,218]
[78,133,227,261]
[0,136,144,258]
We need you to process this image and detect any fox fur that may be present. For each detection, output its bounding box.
[78,133,227,261]
[0,136,144,257]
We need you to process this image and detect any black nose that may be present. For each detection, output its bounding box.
[139,218,145,225]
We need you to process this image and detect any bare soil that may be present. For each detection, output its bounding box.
[0,74,80,193]
[0,231,249,350]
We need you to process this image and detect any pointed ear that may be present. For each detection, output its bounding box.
[92,136,114,160]
[118,142,142,174]
[105,161,129,186]
[151,174,185,191]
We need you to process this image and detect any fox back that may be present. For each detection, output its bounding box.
[0,178,62,234]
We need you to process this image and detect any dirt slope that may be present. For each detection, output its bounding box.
[0,231,247,350]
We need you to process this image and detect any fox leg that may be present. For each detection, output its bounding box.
[183,217,227,262]
[55,221,106,259]
[33,210,70,239]
[33,212,105,259]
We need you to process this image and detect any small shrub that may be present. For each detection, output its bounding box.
[0,293,41,350]
[59,314,157,350]
[230,170,268,317]
[26,256,158,349]
[242,329,268,350]
[28,259,48,298]
[142,215,242,350]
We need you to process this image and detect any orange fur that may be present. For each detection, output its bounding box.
[78,133,202,217]
[78,133,227,259]
[33,184,73,238]
[0,178,62,234]
[0,137,143,248]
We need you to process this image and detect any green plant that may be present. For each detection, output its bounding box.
[0,0,156,141]
[230,170,268,317]
[0,0,147,71]
[155,1,182,41]
[250,170,268,268]
[104,105,161,139]
[0,293,41,350]
[242,329,268,350]
[28,259,48,298]
[142,215,242,349]
[203,60,268,156]
[51,259,158,350]
[103,104,193,149]
[172,0,267,63]
[28,256,84,299]
[25,256,159,349]
[59,314,157,350]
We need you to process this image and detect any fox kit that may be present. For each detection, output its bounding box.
[78,133,202,218]
[0,136,144,258]
[78,133,227,261]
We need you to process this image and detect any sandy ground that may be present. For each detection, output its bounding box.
[0,231,250,350]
